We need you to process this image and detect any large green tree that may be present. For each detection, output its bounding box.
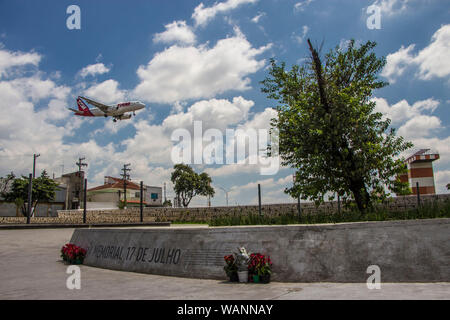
[1,170,59,216]
[171,164,215,207]
[261,39,412,212]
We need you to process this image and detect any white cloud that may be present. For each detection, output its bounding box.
[0,71,81,179]
[294,0,314,12]
[8,76,69,102]
[163,96,254,132]
[228,174,294,204]
[382,24,450,82]
[373,97,439,125]
[373,97,443,139]
[153,20,196,45]
[78,63,110,78]
[414,24,450,80]
[381,44,415,82]
[192,0,258,27]
[435,170,450,194]
[406,136,450,165]
[292,25,309,45]
[0,47,173,192]
[238,107,277,130]
[84,79,126,104]
[122,121,174,165]
[0,48,41,78]
[397,115,442,139]
[373,0,411,16]
[134,30,271,103]
[372,97,449,191]
[251,12,266,23]
[44,98,71,121]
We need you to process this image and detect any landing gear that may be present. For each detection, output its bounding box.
[113,118,117,122]
[104,114,107,117]
[133,111,136,116]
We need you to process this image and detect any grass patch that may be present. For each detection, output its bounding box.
[196,199,450,226]
[171,221,209,225]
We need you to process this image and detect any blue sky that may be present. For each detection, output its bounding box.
[0,0,449,206]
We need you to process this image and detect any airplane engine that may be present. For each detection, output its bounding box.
[118,113,132,120]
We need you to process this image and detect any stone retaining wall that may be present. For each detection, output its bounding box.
[1,193,449,224]
[61,193,450,222]
[70,218,450,282]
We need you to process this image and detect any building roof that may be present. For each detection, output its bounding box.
[87,177,141,192]
[406,149,440,164]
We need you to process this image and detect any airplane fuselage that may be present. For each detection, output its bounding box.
[70,97,146,121]
[76,101,145,117]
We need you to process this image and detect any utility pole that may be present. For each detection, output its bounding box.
[27,174,32,224]
[76,157,88,209]
[140,181,143,223]
[121,163,131,209]
[83,179,87,223]
[258,184,262,216]
[164,182,167,203]
[33,153,40,178]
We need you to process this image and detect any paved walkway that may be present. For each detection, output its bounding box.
[0,228,448,300]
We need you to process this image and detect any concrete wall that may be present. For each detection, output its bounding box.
[69,218,450,282]
[86,202,118,210]
[0,202,18,217]
[0,202,62,217]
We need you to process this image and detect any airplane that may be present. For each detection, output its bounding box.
[68,96,146,122]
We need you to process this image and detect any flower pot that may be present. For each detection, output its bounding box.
[229,272,239,282]
[237,270,248,283]
[260,274,271,283]
[68,258,83,265]
[252,275,260,283]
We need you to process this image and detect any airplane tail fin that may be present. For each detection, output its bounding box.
[76,96,94,116]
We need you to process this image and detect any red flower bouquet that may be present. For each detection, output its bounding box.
[223,254,238,281]
[61,243,87,264]
[249,253,272,283]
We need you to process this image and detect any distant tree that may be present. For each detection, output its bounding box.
[2,170,59,216]
[261,39,412,213]
[0,172,15,195]
[171,164,215,207]
[162,199,172,207]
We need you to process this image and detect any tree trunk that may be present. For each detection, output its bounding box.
[21,203,27,217]
[349,178,370,213]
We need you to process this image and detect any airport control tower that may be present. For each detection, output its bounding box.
[398,149,440,195]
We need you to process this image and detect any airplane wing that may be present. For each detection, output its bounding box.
[79,96,110,113]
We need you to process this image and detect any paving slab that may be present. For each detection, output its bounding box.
[0,228,448,300]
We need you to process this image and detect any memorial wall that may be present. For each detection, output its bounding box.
[70,218,450,282]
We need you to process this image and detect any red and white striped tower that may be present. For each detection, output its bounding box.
[398,149,440,195]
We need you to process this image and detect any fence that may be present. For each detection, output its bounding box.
[1,193,449,224]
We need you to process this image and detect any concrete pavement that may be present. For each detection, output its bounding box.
[0,228,448,300]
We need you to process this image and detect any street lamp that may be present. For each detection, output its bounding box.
[33,153,40,178]
[217,186,229,207]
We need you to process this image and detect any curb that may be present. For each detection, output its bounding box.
[0,222,171,230]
